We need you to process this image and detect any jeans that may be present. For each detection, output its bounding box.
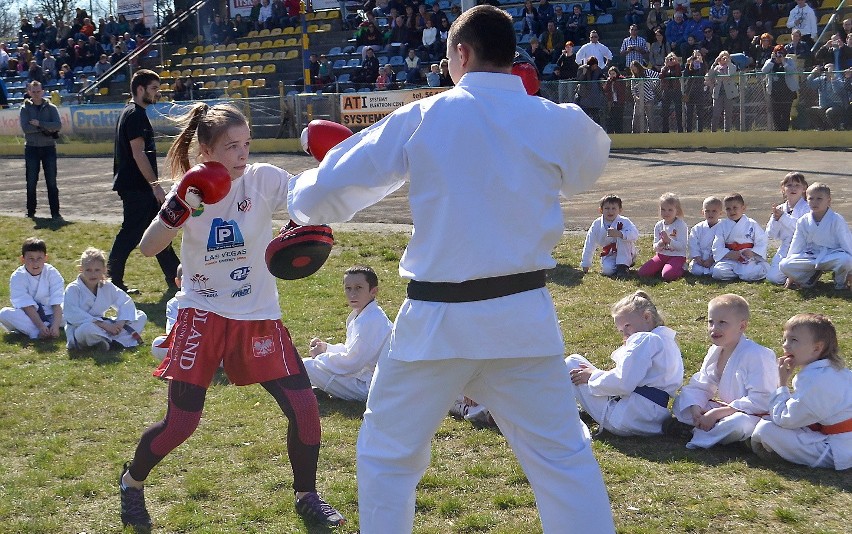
[25,145,60,217]
[108,188,179,289]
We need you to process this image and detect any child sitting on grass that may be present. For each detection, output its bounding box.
[0,237,64,340]
[580,194,639,278]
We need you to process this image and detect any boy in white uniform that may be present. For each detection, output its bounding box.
[288,6,615,533]
[305,265,392,402]
[0,237,64,339]
[63,247,147,350]
[711,193,770,281]
[780,183,852,290]
[669,294,778,449]
[765,172,809,285]
[580,194,640,278]
[688,197,722,276]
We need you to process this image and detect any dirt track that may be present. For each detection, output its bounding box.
[2,148,850,232]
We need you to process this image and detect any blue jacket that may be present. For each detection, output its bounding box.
[806,72,847,108]
[666,19,688,47]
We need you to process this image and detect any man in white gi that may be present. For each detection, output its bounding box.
[288,6,615,533]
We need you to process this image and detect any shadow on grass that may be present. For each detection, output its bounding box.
[7,334,65,354]
[136,287,179,331]
[595,432,852,492]
[67,345,126,365]
[316,394,366,419]
[548,264,584,288]
[32,216,72,231]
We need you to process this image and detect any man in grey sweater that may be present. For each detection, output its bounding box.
[19,80,62,219]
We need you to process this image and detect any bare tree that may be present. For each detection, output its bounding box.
[32,0,72,24]
[0,0,19,40]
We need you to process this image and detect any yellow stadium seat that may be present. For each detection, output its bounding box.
[261,52,274,60]
[319,23,332,32]
[226,43,238,51]
[203,44,215,53]
[160,70,171,78]
[273,51,286,60]
[159,83,170,91]
[818,14,833,26]
[821,0,841,8]
[249,41,261,49]
[176,46,187,55]
[226,54,238,62]
[192,56,203,64]
[249,52,262,61]
[283,26,295,34]
[227,66,240,75]
[314,11,327,20]
[776,34,792,45]
[215,45,226,52]
[238,42,249,50]
[181,57,192,66]
[229,79,242,89]
[306,12,316,21]
[215,67,227,76]
[193,45,204,54]
[214,55,226,63]
[237,53,250,61]
[272,39,285,47]
[247,30,258,38]
[284,37,298,47]
[217,80,229,88]
[700,7,709,17]
[326,10,339,19]
[284,50,298,60]
[270,27,282,36]
[260,40,273,49]
[258,28,270,37]
[203,56,214,64]
[251,65,264,74]
[307,24,319,33]
[181,68,193,77]
[191,68,203,77]
[204,67,216,77]
[776,17,788,29]
[242,78,254,87]
[253,78,266,88]
[263,63,276,73]
[204,81,216,89]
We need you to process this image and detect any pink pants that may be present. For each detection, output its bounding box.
[638,253,687,281]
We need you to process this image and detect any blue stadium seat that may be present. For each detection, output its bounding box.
[378,56,389,65]
[542,63,556,76]
[389,55,404,66]
[337,73,351,83]
[328,46,342,56]
[347,58,361,68]
[333,59,347,71]
[358,87,372,92]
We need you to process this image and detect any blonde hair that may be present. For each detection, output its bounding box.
[611,291,664,328]
[166,103,248,179]
[784,314,845,369]
[708,293,750,321]
[78,247,107,269]
[702,196,722,210]
[806,182,831,197]
[659,192,684,218]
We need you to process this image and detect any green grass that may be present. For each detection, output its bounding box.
[0,215,850,533]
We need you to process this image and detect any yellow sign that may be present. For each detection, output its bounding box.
[339,88,449,128]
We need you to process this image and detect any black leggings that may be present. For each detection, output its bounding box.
[128,359,321,492]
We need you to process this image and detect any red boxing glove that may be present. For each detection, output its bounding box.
[511,62,540,95]
[300,120,353,162]
[159,162,232,229]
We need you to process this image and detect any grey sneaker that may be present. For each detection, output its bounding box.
[295,492,345,526]
[119,462,152,529]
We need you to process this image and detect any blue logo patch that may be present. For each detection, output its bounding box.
[207,218,245,251]
[230,266,251,281]
[231,284,252,298]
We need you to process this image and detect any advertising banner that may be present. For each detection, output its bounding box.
[117,0,156,32]
[338,87,448,128]
[230,0,255,17]
[0,106,73,137]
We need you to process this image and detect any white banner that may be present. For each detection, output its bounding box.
[117,0,156,32]
[230,0,255,18]
[339,87,448,128]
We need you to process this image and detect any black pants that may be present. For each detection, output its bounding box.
[108,188,179,288]
[25,145,59,217]
[660,92,683,133]
[770,98,794,131]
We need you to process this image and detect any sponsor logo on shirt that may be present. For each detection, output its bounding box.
[230,266,251,281]
[252,335,274,358]
[189,273,218,298]
[207,218,245,252]
[231,284,251,298]
[238,198,252,212]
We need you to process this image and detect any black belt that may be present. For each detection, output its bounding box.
[633,386,670,408]
[406,270,547,303]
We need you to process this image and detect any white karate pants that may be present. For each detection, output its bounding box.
[303,358,370,402]
[750,419,835,469]
[0,307,60,339]
[711,258,768,281]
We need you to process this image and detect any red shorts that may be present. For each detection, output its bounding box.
[154,308,301,388]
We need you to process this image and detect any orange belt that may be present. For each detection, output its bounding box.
[601,243,617,257]
[808,418,852,435]
[725,242,753,251]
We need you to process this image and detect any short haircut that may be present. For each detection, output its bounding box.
[702,196,723,209]
[807,182,831,197]
[131,68,159,95]
[599,194,622,209]
[781,171,807,188]
[448,5,515,68]
[784,314,845,369]
[724,193,745,205]
[611,291,664,328]
[79,247,107,267]
[345,265,379,289]
[708,293,750,321]
[22,237,47,256]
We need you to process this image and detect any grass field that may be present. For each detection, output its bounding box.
[0,215,849,533]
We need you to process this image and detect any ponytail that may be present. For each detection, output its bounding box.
[166,102,209,179]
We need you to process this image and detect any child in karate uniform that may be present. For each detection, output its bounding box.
[0,237,65,339]
[669,294,778,449]
[63,247,147,351]
[711,193,770,281]
[688,197,723,276]
[637,193,689,282]
[567,291,684,436]
[580,194,640,278]
[304,265,392,402]
[765,172,809,285]
[150,265,181,362]
[751,314,852,470]
[780,182,852,290]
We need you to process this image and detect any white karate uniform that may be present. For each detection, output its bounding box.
[765,197,809,285]
[289,72,615,533]
[711,216,770,281]
[63,277,147,349]
[580,215,639,275]
[651,217,689,256]
[687,220,719,276]
[779,209,852,289]
[565,326,684,436]
[303,299,392,402]
[0,263,65,339]
[751,360,852,470]
[672,335,778,449]
[151,296,179,362]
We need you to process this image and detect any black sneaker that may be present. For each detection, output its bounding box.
[295,492,345,526]
[614,264,630,279]
[662,417,694,440]
[119,462,152,529]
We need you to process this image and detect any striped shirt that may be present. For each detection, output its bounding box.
[620,36,649,65]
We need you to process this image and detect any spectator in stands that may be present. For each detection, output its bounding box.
[660,53,684,133]
[249,0,262,30]
[762,45,799,130]
[807,64,849,129]
[438,58,453,86]
[172,77,190,100]
[387,15,409,56]
[132,18,147,36]
[576,30,612,68]
[232,14,249,39]
[420,18,440,61]
[685,9,711,42]
[629,60,660,132]
[552,5,569,33]
[85,36,105,67]
[307,53,320,84]
[19,17,34,45]
[555,41,579,80]
[42,51,57,81]
[747,0,777,36]
[258,0,274,30]
[80,18,95,39]
[430,2,446,27]
[59,65,74,93]
[104,15,120,44]
[649,29,671,71]
[750,31,774,68]
[402,47,420,84]
[116,14,130,35]
[707,50,739,132]
[603,66,628,133]
[521,0,541,35]
[95,54,111,77]
[787,0,817,47]
[362,46,381,83]
[0,77,8,108]
[621,24,650,66]
[538,0,556,28]
[725,25,749,57]
[839,18,851,42]
[281,0,301,28]
[438,17,450,58]
[0,44,9,73]
[815,34,852,71]
[18,45,33,73]
[376,63,394,90]
[625,0,645,26]
[709,0,729,34]
[317,54,334,87]
[646,0,666,42]
[784,28,813,69]
[56,20,71,47]
[564,4,587,47]
[576,56,606,125]
[358,22,385,59]
[426,63,441,87]
[699,26,723,64]
[728,8,748,35]
[124,32,137,53]
[540,21,565,62]
[529,37,552,73]
[27,60,46,84]
[683,49,709,132]
[42,19,57,49]
[210,14,229,45]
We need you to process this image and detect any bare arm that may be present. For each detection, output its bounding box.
[129,136,166,203]
[140,216,179,257]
